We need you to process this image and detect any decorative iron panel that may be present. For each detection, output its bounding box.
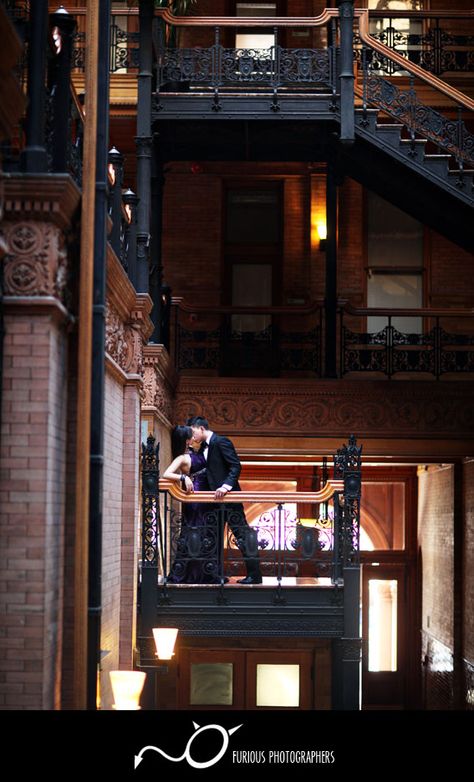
[158,45,331,89]
[365,72,474,165]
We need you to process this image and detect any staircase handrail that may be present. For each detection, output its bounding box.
[357,11,474,113]
[172,297,323,316]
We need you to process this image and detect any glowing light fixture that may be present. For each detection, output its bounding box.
[109,670,146,710]
[153,627,179,660]
[316,221,327,241]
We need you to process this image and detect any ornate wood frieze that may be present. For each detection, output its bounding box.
[175,378,474,438]
[105,244,153,382]
[142,344,176,426]
[2,220,69,303]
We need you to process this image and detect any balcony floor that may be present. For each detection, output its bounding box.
[161,576,334,588]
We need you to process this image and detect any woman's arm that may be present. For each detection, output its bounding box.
[163,454,194,493]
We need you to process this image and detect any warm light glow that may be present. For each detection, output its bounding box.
[109,670,146,710]
[316,221,327,241]
[153,627,178,660]
[108,163,116,185]
[124,203,132,223]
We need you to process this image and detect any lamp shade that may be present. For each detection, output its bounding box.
[153,627,178,660]
[109,670,146,710]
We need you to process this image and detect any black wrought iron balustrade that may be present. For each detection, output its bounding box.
[354,12,474,77]
[157,43,332,91]
[173,304,322,376]
[166,502,340,584]
[154,478,354,587]
[72,20,139,73]
[341,310,474,379]
[358,45,474,168]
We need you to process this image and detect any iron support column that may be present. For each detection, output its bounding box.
[325,162,338,378]
[136,0,154,293]
[338,0,355,143]
[49,8,77,173]
[150,139,165,343]
[87,0,111,711]
[20,0,48,172]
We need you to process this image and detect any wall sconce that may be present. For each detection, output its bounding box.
[108,146,123,186]
[109,670,146,710]
[153,628,178,660]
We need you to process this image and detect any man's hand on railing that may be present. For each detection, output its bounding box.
[215,485,230,501]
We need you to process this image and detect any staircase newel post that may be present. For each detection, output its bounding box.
[337,0,355,143]
[141,434,160,635]
[332,434,362,709]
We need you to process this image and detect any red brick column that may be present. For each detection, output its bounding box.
[0,177,80,709]
[99,249,153,708]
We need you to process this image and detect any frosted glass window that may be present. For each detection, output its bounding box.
[236,0,277,46]
[232,264,272,333]
[256,664,300,707]
[368,579,398,672]
[367,191,423,334]
[367,273,422,334]
[190,663,233,705]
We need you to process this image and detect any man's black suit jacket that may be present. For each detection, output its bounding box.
[205,434,241,492]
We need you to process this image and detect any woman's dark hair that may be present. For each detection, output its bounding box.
[171,425,193,459]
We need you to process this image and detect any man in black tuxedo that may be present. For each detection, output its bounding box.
[187,416,262,584]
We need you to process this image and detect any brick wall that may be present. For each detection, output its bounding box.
[464,459,474,707]
[119,384,141,669]
[418,465,454,708]
[0,312,68,709]
[99,372,124,708]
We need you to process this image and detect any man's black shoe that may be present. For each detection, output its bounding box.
[236,576,262,585]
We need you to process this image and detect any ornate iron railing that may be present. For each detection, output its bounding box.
[157,40,332,90]
[355,11,474,77]
[72,23,140,73]
[357,11,474,168]
[139,433,361,602]
[340,305,474,379]
[171,299,323,376]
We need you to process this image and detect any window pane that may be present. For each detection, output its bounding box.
[367,274,423,333]
[367,192,423,268]
[232,264,272,333]
[226,190,279,244]
[256,664,300,707]
[190,663,233,705]
[368,579,398,672]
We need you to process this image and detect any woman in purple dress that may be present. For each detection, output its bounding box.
[163,426,221,583]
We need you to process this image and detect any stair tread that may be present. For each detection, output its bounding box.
[400,139,427,144]
[376,124,403,129]
[449,169,474,174]
[424,154,452,159]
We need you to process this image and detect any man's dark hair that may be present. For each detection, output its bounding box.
[187,415,209,429]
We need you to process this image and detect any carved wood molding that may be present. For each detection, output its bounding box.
[175,378,474,438]
[142,344,176,427]
[105,247,153,383]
